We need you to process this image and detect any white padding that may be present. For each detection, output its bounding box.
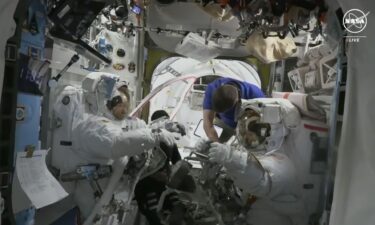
[329,2,375,225]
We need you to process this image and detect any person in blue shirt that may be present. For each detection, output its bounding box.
[203,77,265,142]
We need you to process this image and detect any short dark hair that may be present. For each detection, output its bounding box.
[212,85,239,112]
[151,110,170,121]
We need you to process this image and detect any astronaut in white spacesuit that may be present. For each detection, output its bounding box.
[199,98,307,225]
[52,72,179,219]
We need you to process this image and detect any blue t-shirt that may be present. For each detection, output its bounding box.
[203,77,265,128]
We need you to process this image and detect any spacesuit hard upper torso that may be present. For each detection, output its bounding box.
[51,85,154,218]
[51,85,148,173]
[213,98,307,225]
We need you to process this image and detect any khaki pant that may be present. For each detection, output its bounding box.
[214,118,235,143]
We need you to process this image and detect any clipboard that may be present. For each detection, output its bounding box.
[15,149,68,209]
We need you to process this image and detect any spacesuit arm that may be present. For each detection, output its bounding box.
[72,115,158,160]
[209,143,271,196]
[110,128,157,158]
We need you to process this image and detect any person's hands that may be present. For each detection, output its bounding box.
[149,117,166,130]
[154,129,176,148]
[194,138,211,153]
[208,142,231,164]
[150,118,186,136]
[165,121,186,136]
[124,117,146,131]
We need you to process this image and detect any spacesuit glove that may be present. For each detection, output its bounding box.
[208,142,231,164]
[208,143,248,171]
[149,117,168,130]
[124,117,147,131]
[165,121,186,136]
[194,138,212,153]
[150,118,186,136]
[153,128,176,148]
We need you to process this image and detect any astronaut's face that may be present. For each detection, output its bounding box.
[242,129,260,148]
[237,110,262,148]
[111,93,130,120]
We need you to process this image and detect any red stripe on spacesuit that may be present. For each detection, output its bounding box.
[283,92,291,99]
[304,124,329,132]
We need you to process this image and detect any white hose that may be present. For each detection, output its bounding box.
[119,152,151,224]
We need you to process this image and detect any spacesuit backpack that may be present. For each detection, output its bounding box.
[51,85,85,179]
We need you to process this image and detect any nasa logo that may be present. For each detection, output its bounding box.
[343,9,369,34]
[16,106,26,121]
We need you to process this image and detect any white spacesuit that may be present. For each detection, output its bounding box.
[205,98,307,225]
[51,72,177,219]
